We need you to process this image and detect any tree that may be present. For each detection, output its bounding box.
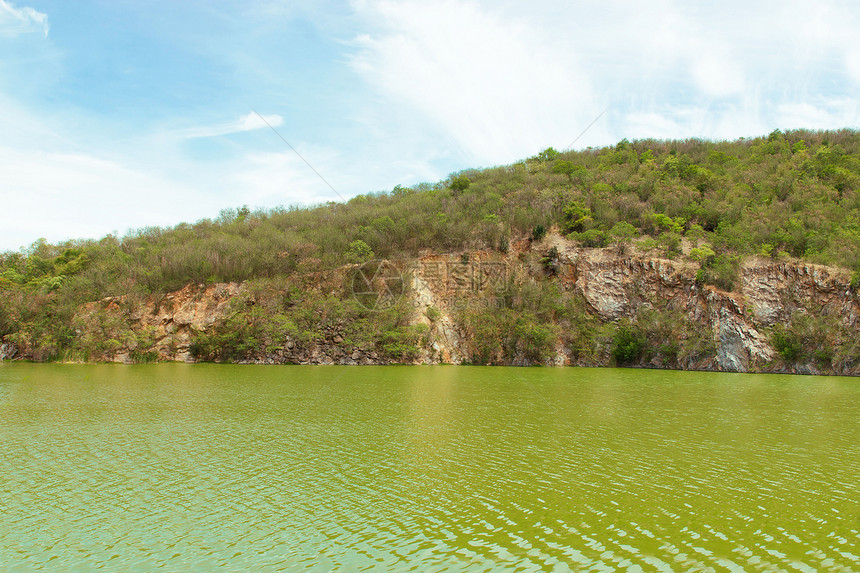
[237,205,251,222]
[562,201,592,234]
[450,175,471,194]
[689,245,715,265]
[537,147,560,162]
[653,213,686,234]
[346,240,374,263]
[685,224,707,245]
[610,221,638,253]
[552,160,587,182]
[612,323,645,365]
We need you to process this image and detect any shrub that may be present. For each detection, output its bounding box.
[561,201,593,234]
[610,221,638,252]
[347,240,374,263]
[531,225,547,242]
[552,160,587,182]
[612,323,645,365]
[657,232,682,258]
[771,324,802,362]
[425,306,441,322]
[569,229,607,248]
[513,316,558,363]
[450,175,471,193]
[380,324,427,360]
[541,246,560,274]
[699,254,740,291]
[536,147,560,162]
[689,245,716,264]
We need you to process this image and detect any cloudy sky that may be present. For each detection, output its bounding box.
[1,0,859,251]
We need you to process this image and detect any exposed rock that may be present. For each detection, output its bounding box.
[580,264,629,320]
[18,237,860,375]
[714,309,774,372]
[0,343,17,361]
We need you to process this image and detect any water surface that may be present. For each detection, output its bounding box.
[0,364,858,571]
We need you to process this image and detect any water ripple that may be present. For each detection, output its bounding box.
[0,364,858,571]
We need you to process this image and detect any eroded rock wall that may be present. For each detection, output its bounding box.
[4,239,860,374]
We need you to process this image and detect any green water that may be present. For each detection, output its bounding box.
[0,364,857,572]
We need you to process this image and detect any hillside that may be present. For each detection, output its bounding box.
[3,128,860,373]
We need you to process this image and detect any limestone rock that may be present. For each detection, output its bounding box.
[44,236,860,374]
[0,343,17,361]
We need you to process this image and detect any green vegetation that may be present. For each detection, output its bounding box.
[611,322,645,365]
[2,129,860,364]
[769,312,858,370]
[188,281,426,363]
[609,309,716,368]
[457,278,564,365]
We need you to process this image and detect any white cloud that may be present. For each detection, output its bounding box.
[776,99,860,130]
[624,112,690,141]
[349,0,598,165]
[0,146,209,250]
[3,0,860,251]
[689,52,745,98]
[227,150,342,207]
[845,49,860,85]
[349,0,860,160]
[0,0,48,37]
[176,112,284,139]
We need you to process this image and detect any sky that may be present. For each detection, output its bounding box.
[1,0,859,251]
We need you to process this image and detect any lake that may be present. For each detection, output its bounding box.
[0,364,857,571]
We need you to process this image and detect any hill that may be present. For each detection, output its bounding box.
[2,128,860,373]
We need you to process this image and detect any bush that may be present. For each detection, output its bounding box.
[458,304,559,365]
[612,322,645,365]
[699,254,740,291]
[552,160,587,182]
[347,240,374,263]
[541,246,560,273]
[536,147,560,162]
[450,175,471,193]
[770,314,844,368]
[561,201,593,234]
[610,221,638,252]
[569,229,607,248]
[689,245,715,264]
[771,324,802,362]
[425,306,441,322]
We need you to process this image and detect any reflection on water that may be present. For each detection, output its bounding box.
[0,364,858,571]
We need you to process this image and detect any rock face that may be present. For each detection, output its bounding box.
[0,342,17,361]
[713,307,774,372]
[4,237,860,374]
[556,248,855,373]
[74,282,244,363]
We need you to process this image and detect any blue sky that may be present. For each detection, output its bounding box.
[1,0,859,251]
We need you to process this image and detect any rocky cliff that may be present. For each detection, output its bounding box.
[3,235,859,375]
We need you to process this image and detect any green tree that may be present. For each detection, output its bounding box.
[610,221,638,252]
[612,323,645,365]
[552,160,586,182]
[689,245,716,265]
[537,147,560,162]
[347,240,374,263]
[562,201,593,234]
[450,175,471,194]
